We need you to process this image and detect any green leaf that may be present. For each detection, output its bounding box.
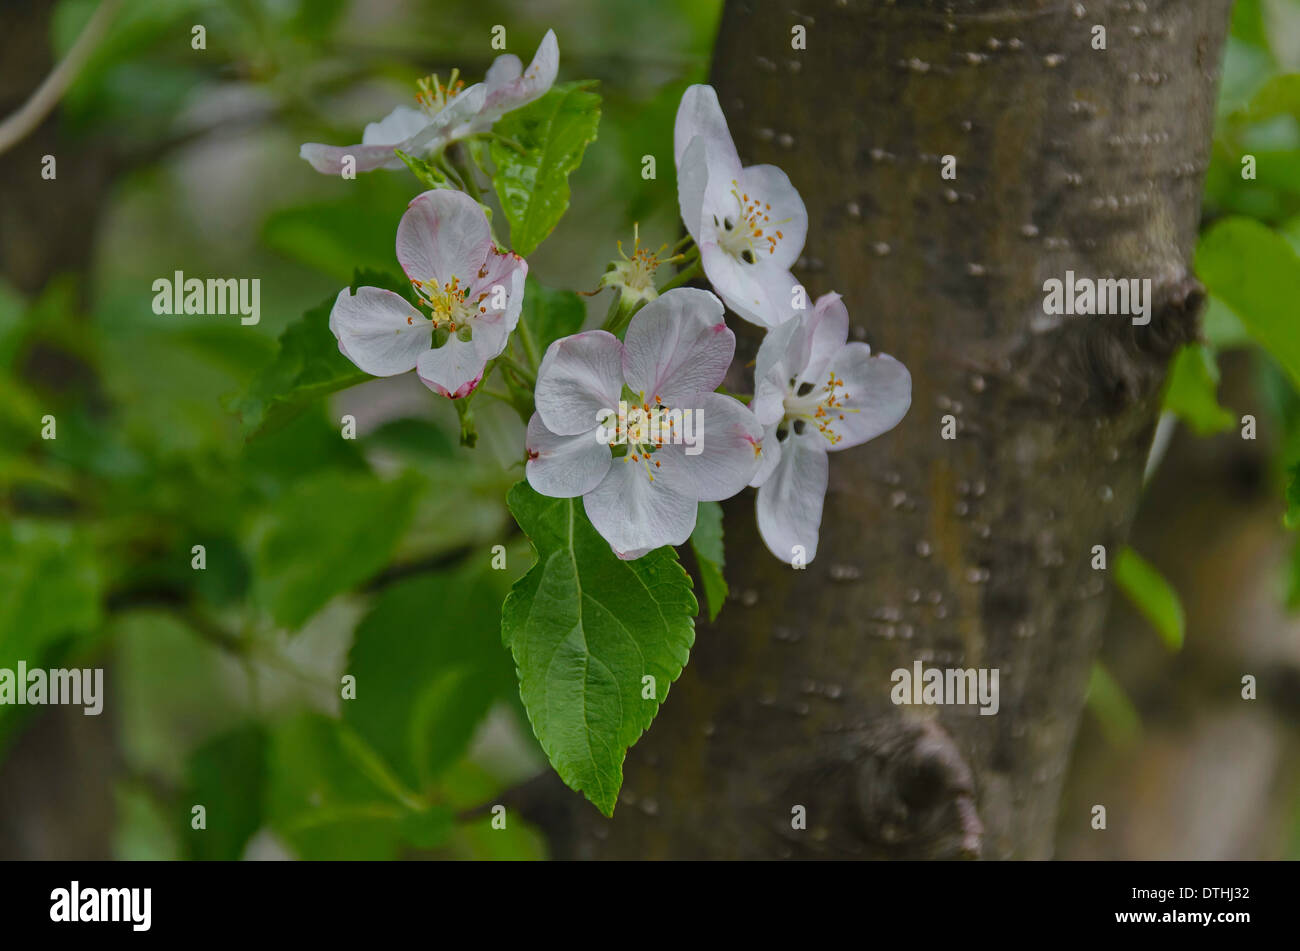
[1196,218,1300,389]
[1161,343,1235,436]
[1085,663,1141,748]
[519,277,586,354]
[231,289,369,440]
[396,148,451,191]
[0,521,102,667]
[490,81,602,256]
[344,564,518,791]
[266,713,449,859]
[254,470,419,629]
[501,482,696,816]
[180,724,268,861]
[1114,546,1185,651]
[690,501,728,622]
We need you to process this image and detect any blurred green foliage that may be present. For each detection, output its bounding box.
[1,0,719,858]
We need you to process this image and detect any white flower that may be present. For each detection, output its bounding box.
[329,189,527,398]
[300,30,559,175]
[750,292,911,564]
[525,288,764,559]
[674,84,808,328]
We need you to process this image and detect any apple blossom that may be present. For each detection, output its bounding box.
[674,84,808,328]
[300,30,559,175]
[525,288,763,559]
[750,292,911,565]
[329,189,526,398]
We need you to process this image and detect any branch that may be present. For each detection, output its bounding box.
[0,0,122,156]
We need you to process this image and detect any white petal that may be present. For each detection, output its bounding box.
[621,288,733,404]
[736,164,807,270]
[468,247,528,333]
[651,392,763,502]
[676,136,710,244]
[750,422,782,486]
[824,345,912,451]
[329,286,430,376]
[407,83,488,150]
[476,30,559,126]
[485,54,523,89]
[673,84,740,171]
[583,460,698,559]
[799,292,850,385]
[415,334,487,398]
[534,330,625,436]
[525,414,610,498]
[755,436,828,565]
[700,242,801,328]
[299,141,408,174]
[362,105,431,145]
[396,190,493,286]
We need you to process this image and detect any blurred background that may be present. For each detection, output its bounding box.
[0,0,1296,859]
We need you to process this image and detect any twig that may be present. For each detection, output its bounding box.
[0,0,123,156]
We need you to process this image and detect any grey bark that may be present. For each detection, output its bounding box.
[554,0,1233,859]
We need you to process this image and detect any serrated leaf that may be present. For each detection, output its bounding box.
[1196,217,1300,389]
[254,470,419,629]
[1161,343,1235,436]
[1114,546,1185,651]
[690,500,727,621]
[490,81,601,256]
[501,482,696,816]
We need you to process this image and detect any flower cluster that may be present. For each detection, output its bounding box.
[301,33,909,568]
[668,84,912,565]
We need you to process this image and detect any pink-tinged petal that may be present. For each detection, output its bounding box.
[361,105,430,145]
[469,248,528,332]
[749,422,782,487]
[300,142,409,174]
[736,164,807,270]
[476,30,559,127]
[752,315,805,423]
[799,292,850,385]
[534,330,625,436]
[397,190,494,285]
[622,288,733,404]
[329,286,430,376]
[525,413,611,498]
[755,436,828,565]
[673,84,740,172]
[650,392,763,502]
[700,242,802,328]
[583,460,698,559]
[824,345,912,451]
[415,335,486,398]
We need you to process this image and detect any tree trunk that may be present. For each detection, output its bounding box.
[558,0,1232,859]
